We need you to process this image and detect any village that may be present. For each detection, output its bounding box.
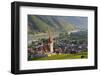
[28,30,87,60]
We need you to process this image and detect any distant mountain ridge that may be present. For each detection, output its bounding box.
[28,15,87,34]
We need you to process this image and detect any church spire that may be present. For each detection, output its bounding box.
[47,29,54,53]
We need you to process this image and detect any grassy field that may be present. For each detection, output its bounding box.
[31,52,88,61]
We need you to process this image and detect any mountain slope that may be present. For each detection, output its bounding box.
[28,15,87,34]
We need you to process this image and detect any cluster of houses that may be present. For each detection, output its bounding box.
[28,40,87,54]
[28,32,87,60]
[28,31,87,60]
[55,39,87,54]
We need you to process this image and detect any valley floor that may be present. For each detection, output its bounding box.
[30,52,87,61]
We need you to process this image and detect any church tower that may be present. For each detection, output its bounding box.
[48,30,54,53]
